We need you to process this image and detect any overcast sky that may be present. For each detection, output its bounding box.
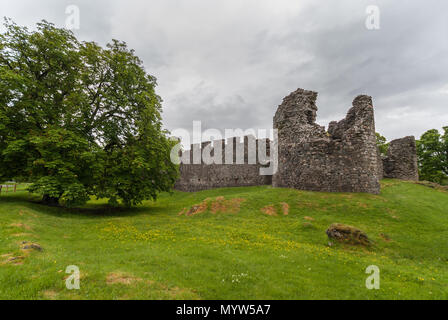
[2,0,447,141]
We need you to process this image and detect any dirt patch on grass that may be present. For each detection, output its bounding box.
[186,201,209,216]
[1,255,25,265]
[210,197,245,214]
[0,253,14,264]
[261,205,277,216]
[280,203,289,215]
[179,197,246,216]
[261,203,290,216]
[12,233,36,238]
[179,199,209,216]
[106,272,143,285]
[43,290,58,300]
[20,242,43,252]
[304,216,315,221]
[10,223,32,230]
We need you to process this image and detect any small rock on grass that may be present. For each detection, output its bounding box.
[326,223,370,246]
[21,241,43,251]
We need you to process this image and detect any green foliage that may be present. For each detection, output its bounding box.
[417,127,448,184]
[376,132,389,156]
[0,19,178,207]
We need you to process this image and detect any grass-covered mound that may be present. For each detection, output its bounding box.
[0,180,447,300]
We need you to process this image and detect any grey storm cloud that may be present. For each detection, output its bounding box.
[2,0,447,142]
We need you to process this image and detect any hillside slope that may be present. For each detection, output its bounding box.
[0,180,447,299]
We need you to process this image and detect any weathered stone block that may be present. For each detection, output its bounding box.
[383,136,419,181]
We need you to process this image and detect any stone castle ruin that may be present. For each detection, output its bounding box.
[175,88,418,193]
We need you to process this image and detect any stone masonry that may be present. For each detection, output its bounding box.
[383,136,419,181]
[272,88,381,194]
[175,88,418,194]
[175,137,272,192]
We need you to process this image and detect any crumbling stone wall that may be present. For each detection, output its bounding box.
[175,137,272,192]
[383,136,419,181]
[377,147,384,180]
[272,88,381,194]
[175,87,418,194]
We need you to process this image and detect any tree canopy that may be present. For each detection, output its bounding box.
[416,127,448,184]
[376,132,389,156]
[0,19,178,207]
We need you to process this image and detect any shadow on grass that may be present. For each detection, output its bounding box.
[0,192,164,219]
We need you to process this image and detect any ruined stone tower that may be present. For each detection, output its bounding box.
[383,136,419,181]
[272,88,381,194]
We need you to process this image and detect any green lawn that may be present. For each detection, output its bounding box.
[0,180,447,300]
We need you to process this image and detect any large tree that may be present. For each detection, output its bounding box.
[0,19,178,207]
[416,127,448,184]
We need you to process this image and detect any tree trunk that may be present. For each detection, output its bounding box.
[42,194,60,206]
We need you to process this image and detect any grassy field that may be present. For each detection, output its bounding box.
[0,179,447,300]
